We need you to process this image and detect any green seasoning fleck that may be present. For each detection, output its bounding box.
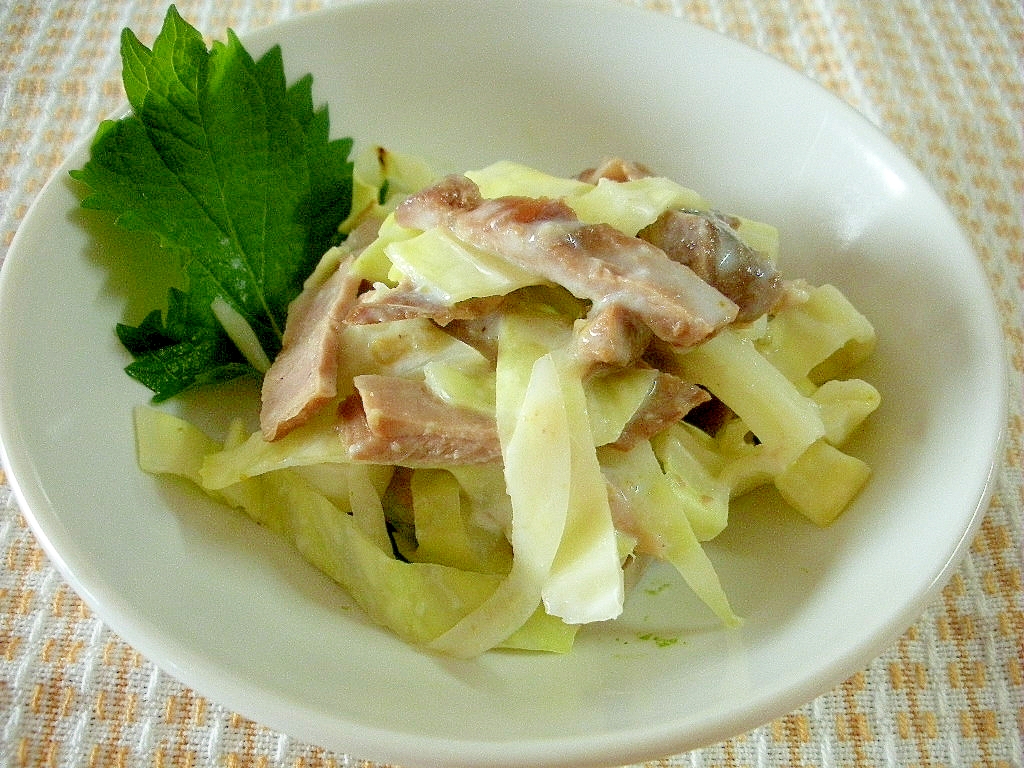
[643,581,672,596]
[637,632,679,648]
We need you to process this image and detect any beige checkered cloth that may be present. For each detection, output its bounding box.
[1,1,1021,766]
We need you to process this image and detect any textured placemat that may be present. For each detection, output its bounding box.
[1,1,1021,766]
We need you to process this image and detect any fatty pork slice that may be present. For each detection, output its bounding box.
[395,175,738,350]
[571,302,653,368]
[339,374,501,466]
[347,289,503,327]
[260,255,362,441]
[638,210,783,323]
[612,372,710,450]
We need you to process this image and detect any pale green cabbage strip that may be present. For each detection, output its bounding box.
[429,350,571,657]
[134,156,880,656]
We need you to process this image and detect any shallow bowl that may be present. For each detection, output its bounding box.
[0,1,1006,766]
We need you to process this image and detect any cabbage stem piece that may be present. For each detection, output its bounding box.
[410,468,512,574]
[211,296,272,373]
[584,367,659,447]
[466,160,592,200]
[673,327,825,464]
[542,355,624,623]
[200,408,347,490]
[337,316,489,387]
[348,462,392,553]
[135,406,221,485]
[774,440,871,526]
[428,352,572,657]
[349,212,421,284]
[811,379,881,446]
[340,144,437,234]
[423,361,496,415]
[758,283,875,386]
[651,424,731,541]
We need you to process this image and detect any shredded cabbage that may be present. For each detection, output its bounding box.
[134,157,880,657]
[429,349,572,657]
[542,351,624,624]
[385,227,538,302]
[568,176,706,235]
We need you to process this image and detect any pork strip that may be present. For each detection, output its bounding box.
[395,175,738,349]
[611,372,710,450]
[338,374,501,466]
[347,285,504,326]
[260,255,362,441]
[638,209,783,323]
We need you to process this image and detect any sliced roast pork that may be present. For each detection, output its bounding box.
[338,374,501,466]
[638,209,783,323]
[395,175,738,350]
[347,286,503,327]
[611,372,710,450]
[260,255,363,441]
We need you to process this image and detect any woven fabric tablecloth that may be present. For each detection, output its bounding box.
[1,1,1021,766]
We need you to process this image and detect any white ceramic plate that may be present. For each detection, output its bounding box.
[0,1,1006,766]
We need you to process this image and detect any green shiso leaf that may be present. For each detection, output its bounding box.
[71,5,354,400]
